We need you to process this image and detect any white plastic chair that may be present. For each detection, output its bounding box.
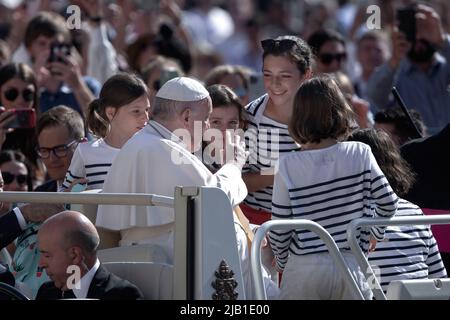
[103,262,173,300]
[386,279,450,300]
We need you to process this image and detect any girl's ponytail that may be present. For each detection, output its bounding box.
[86,98,110,138]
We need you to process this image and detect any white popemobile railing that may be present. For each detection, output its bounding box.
[250,219,365,300]
[0,187,245,300]
[346,215,450,300]
[250,215,450,300]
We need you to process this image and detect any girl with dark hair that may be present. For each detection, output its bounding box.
[241,35,313,225]
[348,128,447,292]
[61,73,150,191]
[269,76,399,299]
[203,85,247,173]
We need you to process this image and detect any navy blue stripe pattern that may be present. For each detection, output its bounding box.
[368,199,447,292]
[268,142,399,271]
[243,95,300,212]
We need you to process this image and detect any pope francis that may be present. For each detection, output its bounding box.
[96,77,248,263]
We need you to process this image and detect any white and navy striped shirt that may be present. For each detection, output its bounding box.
[61,138,120,191]
[268,141,399,271]
[243,94,300,212]
[368,198,447,292]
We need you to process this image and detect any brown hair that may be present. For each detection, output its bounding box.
[36,105,85,141]
[87,73,148,138]
[347,128,415,197]
[0,63,39,111]
[141,55,184,84]
[204,65,249,92]
[289,76,355,144]
[207,84,247,129]
[24,12,71,49]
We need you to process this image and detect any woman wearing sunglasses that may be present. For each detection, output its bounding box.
[0,63,43,187]
[307,29,348,75]
[0,150,32,216]
[241,36,313,226]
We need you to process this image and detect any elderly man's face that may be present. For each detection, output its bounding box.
[187,99,212,152]
[38,229,73,290]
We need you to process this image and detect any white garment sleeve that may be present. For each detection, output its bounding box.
[208,163,247,207]
[268,167,294,272]
[368,150,399,240]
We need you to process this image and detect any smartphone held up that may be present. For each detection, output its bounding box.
[397,5,417,43]
[0,108,36,129]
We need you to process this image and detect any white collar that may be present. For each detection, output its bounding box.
[147,120,188,150]
[72,259,100,299]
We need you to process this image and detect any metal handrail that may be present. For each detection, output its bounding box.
[0,191,174,208]
[250,219,365,300]
[347,215,450,300]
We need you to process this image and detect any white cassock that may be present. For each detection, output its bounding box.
[96,120,247,260]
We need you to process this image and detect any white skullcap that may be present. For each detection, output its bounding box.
[155,77,209,102]
[0,0,23,9]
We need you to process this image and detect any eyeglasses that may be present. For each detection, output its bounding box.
[3,88,35,102]
[2,172,27,185]
[36,140,79,159]
[318,53,347,65]
[261,39,298,53]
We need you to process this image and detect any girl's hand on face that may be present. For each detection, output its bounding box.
[222,131,248,170]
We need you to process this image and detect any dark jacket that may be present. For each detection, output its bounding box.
[401,123,450,210]
[0,210,22,250]
[34,180,58,192]
[35,265,143,300]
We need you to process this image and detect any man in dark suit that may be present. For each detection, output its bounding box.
[35,211,143,300]
[0,199,64,250]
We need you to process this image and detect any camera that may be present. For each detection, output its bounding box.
[48,42,71,64]
[397,5,416,43]
[1,109,36,129]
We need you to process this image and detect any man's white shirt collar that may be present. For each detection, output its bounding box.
[72,259,100,299]
[147,120,188,150]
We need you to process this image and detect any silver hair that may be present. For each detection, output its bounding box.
[151,96,211,121]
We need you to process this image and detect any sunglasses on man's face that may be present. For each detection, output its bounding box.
[1,172,27,185]
[261,39,298,53]
[318,52,347,65]
[3,88,35,102]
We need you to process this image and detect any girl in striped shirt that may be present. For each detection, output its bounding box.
[61,73,150,191]
[242,35,313,225]
[269,76,398,299]
[348,128,447,292]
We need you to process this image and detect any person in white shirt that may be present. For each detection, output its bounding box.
[269,76,399,300]
[61,73,150,192]
[96,77,248,264]
[35,210,143,300]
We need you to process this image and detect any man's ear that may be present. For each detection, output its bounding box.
[105,106,116,122]
[69,246,84,265]
[180,108,192,128]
